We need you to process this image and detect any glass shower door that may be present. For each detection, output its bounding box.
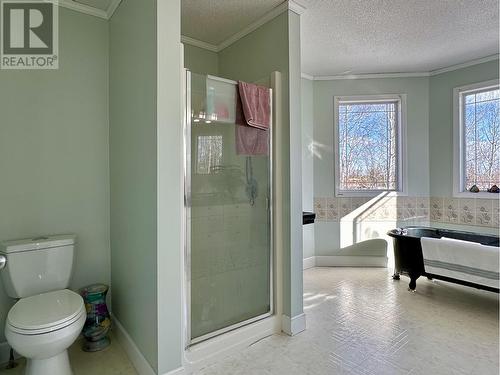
[186,72,272,344]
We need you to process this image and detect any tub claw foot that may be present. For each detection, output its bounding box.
[408,273,419,292]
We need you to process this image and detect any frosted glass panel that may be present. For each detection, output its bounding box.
[188,72,272,341]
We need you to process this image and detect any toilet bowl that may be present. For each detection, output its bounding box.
[0,235,85,374]
[5,289,86,375]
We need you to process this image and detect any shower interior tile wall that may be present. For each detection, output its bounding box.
[314,196,498,228]
[188,71,272,340]
[190,198,270,337]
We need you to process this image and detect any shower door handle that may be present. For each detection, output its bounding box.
[0,255,6,270]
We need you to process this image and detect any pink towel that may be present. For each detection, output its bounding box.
[235,124,269,155]
[235,88,269,156]
[238,81,271,130]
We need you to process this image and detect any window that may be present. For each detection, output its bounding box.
[454,80,500,196]
[196,135,223,174]
[334,95,406,196]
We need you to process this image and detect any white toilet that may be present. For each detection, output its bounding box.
[0,235,86,375]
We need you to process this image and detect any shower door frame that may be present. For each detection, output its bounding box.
[184,71,274,348]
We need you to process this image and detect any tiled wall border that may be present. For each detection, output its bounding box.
[430,197,499,228]
[313,195,499,229]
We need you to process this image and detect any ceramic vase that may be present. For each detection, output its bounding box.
[79,284,111,352]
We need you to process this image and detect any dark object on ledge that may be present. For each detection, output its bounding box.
[387,226,499,292]
[303,211,316,225]
[487,184,499,193]
[469,184,480,193]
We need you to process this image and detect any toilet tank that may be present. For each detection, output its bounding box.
[0,235,76,298]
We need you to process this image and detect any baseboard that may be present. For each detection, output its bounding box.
[303,256,315,270]
[281,313,306,336]
[163,366,186,375]
[111,314,157,375]
[315,255,387,267]
[303,256,388,268]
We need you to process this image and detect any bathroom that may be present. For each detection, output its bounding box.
[0,0,498,375]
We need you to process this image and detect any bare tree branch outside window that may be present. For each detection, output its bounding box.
[338,101,399,191]
[463,88,500,191]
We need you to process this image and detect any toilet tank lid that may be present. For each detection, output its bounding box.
[0,235,76,254]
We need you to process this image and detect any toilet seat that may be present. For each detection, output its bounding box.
[7,289,85,335]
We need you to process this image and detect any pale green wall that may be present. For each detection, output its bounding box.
[287,12,303,319]
[0,8,109,345]
[301,78,315,259]
[218,13,288,83]
[184,44,218,75]
[109,0,158,370]
[311,60,500,256]
[429,59,499,197]
[313,77,430,197]
[428,60,499,235]
[218,11,304,320]
[0,1,182,370]
[156,0,183,372]
[313,77,430,255]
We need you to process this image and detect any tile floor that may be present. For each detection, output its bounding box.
[195,267,499,375]
[0,333,137,375]
[1,268,498,374]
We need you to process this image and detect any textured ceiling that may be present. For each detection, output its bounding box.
[181,0,284,45]
[300,0,500,76]
[181,0,499,75]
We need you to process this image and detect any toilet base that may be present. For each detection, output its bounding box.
[26,350,72,375]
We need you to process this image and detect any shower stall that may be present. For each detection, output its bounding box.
[184,72,274,346]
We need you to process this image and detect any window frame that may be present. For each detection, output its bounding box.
[453,79,500,199]
[333,94,408,197]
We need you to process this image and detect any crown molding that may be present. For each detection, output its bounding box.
[306,54,500,81]
[58,0,107,19]
[217,1,290,51]
[312,72,430,80]
[429,54,499,76]
[181,36,219,53]
[182,0,306,53]
[288,0,306,15]
[106,0,122,19]
[57,0,121,20]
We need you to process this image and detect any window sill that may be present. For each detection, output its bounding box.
[453,191,499,199]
